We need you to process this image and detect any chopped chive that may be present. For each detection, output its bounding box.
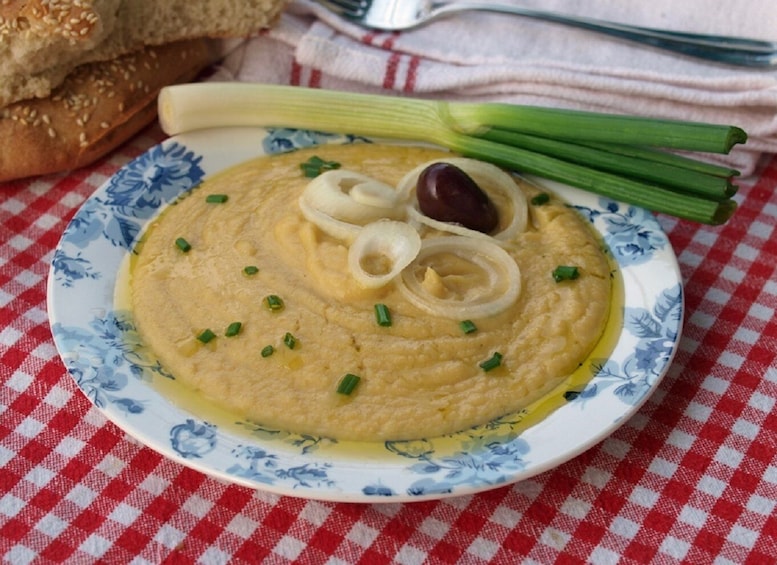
[283,332,297,349]
[261,345,274,358]
[205,194,229,203]
[531,192,550,206]
[479,352,503,372]
[243,265,259,275]
[175,237,191,252]
[197,329,216,344]
[265,295,284,311]
[225,322,242,337]
[374,303,392,327]
[552,265,580,282]
[564,389,583,401]
[459,320,478,334]
[300,155,341,178]
[336,373,361,395]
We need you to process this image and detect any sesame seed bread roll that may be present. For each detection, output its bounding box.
[0,0,287,107]
[0,39,214,182]
[0,0,121,79]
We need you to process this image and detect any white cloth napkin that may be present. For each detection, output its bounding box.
[210,0,777,175]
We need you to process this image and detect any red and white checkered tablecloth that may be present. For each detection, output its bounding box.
[2,116,777,564]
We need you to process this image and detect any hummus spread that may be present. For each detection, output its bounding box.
[131,143,612,441]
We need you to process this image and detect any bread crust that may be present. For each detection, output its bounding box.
[0,1,119,77]
[0,0,286,107]
[0,39,214,183]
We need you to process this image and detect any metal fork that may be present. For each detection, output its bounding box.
[318,0,777,68]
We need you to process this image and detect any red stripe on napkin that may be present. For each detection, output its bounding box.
[380,33,401,90]
[290,60,302,86]
[289,61,322,89]
[360,31,377,45]
[309,68,322,88]
[404,55,421,93]
[383,52,401,90]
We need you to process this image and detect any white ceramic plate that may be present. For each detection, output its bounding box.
[48,127,683,502]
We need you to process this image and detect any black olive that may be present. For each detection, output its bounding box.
[416,162,499,234]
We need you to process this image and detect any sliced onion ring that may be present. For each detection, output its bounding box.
[398,236,521,319]
[348,220,422,288]
[397,158,528,244]
[298,196,361,243]
[349,181,400,209]
[302,169,404,225]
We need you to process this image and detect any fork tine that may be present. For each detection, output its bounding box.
[316,0,370,18]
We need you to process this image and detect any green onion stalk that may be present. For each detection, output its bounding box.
[158,83,747,225]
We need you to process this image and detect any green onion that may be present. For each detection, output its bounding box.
[197,329,216,344]
[453,103,746,153]
[158,83,748,225]
[283,332,297,349]
[459,320,478,334]
[261,345,274,358]
[445,134,736,225]
[300,155,341,178]
[479,129,736,201]
[530,193,550,206]
[265,295,284,311]
[553,266,580,282]
[479,352,503,372]
[205,194,229,203]
[578,139,739,178]
[225,322,242,337]
[374,304,392,327]
[336,373,361,395]
[175,237,191,253]
[243,265,259,275]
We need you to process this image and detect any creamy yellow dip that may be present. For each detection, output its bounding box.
[131,144,612,441]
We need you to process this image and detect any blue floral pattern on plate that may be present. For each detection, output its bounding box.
[48,128,683,502]
[572,198,668,266]
[586,283,683,406]
[53,143,205,287]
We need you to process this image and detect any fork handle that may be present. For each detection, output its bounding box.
[433,3,777,67]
